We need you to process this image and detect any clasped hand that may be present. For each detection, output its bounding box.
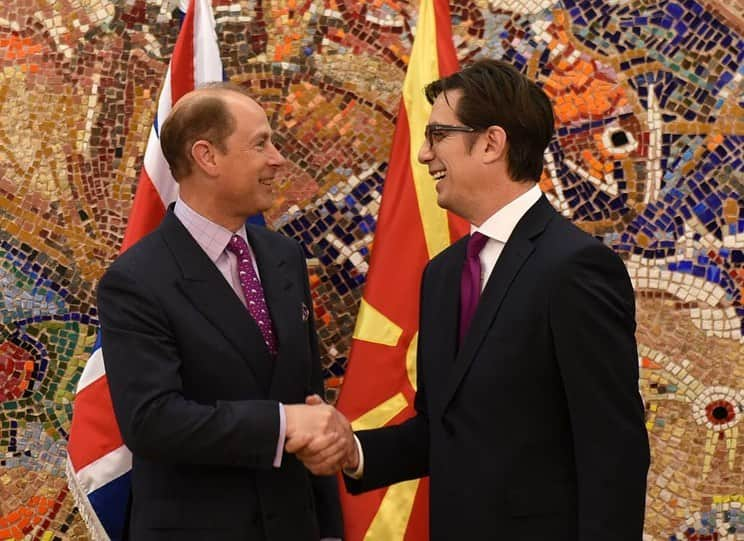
[284,395,358,476]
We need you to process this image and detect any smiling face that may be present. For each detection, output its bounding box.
[417,89,522,226]
[174,89,288,229]
[417,89,492,224]
[212,93,286,220]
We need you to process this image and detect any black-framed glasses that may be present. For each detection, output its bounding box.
[424,123,478,148]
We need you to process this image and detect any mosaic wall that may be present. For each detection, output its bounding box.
[0,0,742,539]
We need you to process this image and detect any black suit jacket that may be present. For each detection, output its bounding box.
[98,211,342,541]
[346,196,650,541]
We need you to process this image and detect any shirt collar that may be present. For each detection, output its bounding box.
[472,183,542,243]
[173,197,249,263]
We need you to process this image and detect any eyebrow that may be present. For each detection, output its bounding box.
[251,129,272,142]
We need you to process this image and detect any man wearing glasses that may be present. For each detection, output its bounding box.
[340,59,650,540]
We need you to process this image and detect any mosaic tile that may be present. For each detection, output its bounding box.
[0,0,742,538]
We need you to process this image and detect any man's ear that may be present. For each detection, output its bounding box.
[191,139,220,176]
[482,125,507,165]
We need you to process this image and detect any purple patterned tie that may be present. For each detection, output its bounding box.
[226,235,278,355]
[459,232,489,343]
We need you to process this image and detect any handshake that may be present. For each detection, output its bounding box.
[284,395,360,476]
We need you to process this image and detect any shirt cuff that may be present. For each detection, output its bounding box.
[274,403,286,468]
[343,434,364,479]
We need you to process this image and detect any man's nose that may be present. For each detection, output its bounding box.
[269,142,286,166]
[418,140,433,164]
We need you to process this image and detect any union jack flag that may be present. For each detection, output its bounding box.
[66,1,223,538]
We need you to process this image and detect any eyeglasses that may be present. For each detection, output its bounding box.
[424,123,478,148]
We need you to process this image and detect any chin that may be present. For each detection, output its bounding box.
[254,199,274,215]
[436,194,451,211]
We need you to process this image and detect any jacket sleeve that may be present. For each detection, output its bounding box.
[343,263,432,494]
[549,243,650,540]
[344,403,430,494]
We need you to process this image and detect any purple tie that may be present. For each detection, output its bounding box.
[226,235,278,355]
[459,232,488,343]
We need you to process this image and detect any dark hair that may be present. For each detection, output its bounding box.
[160,82,250,179]
[424,59,554,182]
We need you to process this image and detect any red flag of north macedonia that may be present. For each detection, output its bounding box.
[336,1,468,539]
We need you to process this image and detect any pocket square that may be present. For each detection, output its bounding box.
[301,302,310,321]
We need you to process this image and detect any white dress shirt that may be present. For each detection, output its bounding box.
[472,183,542,291]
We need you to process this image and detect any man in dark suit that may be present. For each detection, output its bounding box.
[98,82,348,540]
[338,60,650,540]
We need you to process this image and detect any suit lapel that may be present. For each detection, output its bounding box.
[441,196,556,412]
[244,225,298,397]
[160,212,274,391]
[430,239,466,400]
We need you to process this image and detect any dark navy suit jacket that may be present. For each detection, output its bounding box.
[99,211,342,541]
[346,196,649,541]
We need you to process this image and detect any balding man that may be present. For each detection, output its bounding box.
[97,83,345,541]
